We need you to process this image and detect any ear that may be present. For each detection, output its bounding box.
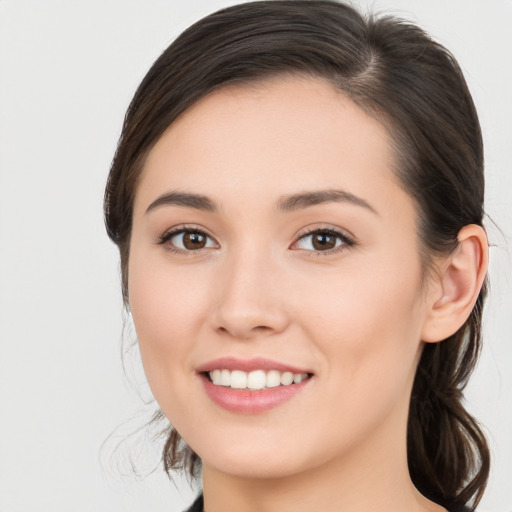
[421,224,488,343]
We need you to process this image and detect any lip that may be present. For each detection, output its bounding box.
[195,357,312,374]
[199,374,312,414]
[196,357,313,414]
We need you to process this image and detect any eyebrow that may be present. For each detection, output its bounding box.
[145,188,377,215]
[277,189,378,214]
[146,192,218,214]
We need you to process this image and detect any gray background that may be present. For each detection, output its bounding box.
[0,1,510,511]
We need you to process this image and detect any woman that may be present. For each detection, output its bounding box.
[104,1,489,511]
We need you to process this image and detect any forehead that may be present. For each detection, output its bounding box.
[134,76,406,217]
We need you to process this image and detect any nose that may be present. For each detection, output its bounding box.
[210,251,290,340]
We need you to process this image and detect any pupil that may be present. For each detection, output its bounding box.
[313,233,335,250]
[184,232,206,249]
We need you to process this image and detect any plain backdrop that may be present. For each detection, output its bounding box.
[0,1,511,511]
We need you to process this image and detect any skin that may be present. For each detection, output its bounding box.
[128,77,486,512]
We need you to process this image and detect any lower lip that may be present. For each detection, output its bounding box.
[199,374,311,414]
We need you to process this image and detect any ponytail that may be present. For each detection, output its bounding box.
[408,282,489,510]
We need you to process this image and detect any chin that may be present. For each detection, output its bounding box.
[186,426,336,481]
[203,451,312,480]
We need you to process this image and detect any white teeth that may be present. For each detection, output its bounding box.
[220,369,231,386]
[266,370,281,388]
[247,370,266,390]
[208,369,309,390]
[211,369,222,385]
[230,370,247,389]
[280,372,294,386]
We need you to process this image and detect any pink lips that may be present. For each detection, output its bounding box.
[196,357,311,374]
[197,357,313,414]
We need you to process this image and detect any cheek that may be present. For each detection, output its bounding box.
[289,264,425,456]
[296,253,425,388]
[126,247,211,401]
[129,242,209,335]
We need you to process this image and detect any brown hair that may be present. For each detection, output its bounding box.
[104,1,489,509]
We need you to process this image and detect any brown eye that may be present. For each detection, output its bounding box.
[312,232,337,250]
[183,231,207,249]
[293,228,354,254]
[162,229,217,252]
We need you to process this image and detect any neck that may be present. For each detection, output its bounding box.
[200,409,445,512]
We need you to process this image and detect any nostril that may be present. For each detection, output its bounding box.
[215,324,274,339]
[254,325,272,332]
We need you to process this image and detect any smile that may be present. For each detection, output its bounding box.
[197,357,314,413]
[207,369,310,390]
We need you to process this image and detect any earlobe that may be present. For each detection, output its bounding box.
[422,225,488,343]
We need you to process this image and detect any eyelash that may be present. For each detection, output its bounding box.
[157,225,218,255]
[292,227,356,256]
[157,225,356,256]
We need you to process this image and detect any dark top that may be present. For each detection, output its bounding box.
[185,493,472,512]
[186,494,203,512]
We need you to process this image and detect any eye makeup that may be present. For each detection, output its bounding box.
[156,222,357,258]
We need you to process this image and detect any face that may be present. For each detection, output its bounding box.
[128,77,433,480]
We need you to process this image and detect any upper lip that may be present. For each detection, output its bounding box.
[196,357,312,374]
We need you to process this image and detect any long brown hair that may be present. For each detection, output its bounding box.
[104,1,489,509]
